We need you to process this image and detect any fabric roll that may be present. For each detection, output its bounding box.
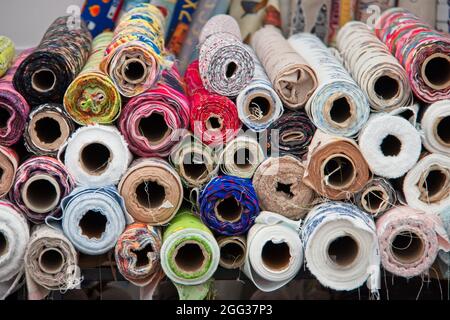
[118,65,190,158]
[377,206,450,278]
[199,175,260,236]
[152,0,178,35]
[25,225,79,300]
[100,4,167,97]
[118,158,183,225]
[81,0,124,37]
[421,100,450,156]
[63,125,132,188]
[219,136,265,179]
[289,33,370,137]
[252,156,316,220]
[337,21,412,112]
[244,212,303,292]
[436,0,450,33]
[160,211,220,286]
[358,113,422,179]
[0,36,14,78]
[267,111,316,160]
[122,0,148,12]
[251,25,318,110]
[328,0,357,45]
[236,45,284,132]
[302,202,380,293]
[397,0,437,27]
[280,0,290,36]
[375,8,450,103]
[0,201,29,300]
[11,156,74,224]
[217,235,246,269]
[438,206,450,272]
[356,0,396,24]
[59,186,129,255]
[166,0,199,56]
[0,147,18,198]
[13,16,92,106]
[185,60,241,147]
[355,177,397,217]
[403,154,450,213]
[24,104,75,157]
[303,130,371,200]
[64,32,122,125]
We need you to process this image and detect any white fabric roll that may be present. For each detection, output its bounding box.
[243,212,303,292]
[63,125,132,187]
[359,113,422,179]
[421,100,450,156]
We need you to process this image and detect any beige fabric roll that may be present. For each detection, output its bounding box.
[0,146,18,198]
[217,236,247,269]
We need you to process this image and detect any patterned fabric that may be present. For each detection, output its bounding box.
[81,0,124,37]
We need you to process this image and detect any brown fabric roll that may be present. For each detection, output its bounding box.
[217,235,247,269]
[303,130,371,200]
[252,156,316,219]
[251,25,317,110]
[0,146,18,198]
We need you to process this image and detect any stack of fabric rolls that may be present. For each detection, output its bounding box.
[0,1,450,301]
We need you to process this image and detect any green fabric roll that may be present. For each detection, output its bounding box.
[0,36,15,78]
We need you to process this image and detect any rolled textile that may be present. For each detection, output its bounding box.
[0,50,31,147]
[303,130,371,200]
[13,16,92,106]
[438,206,450,272]
[185,60,241,147]
[0,146,18,198]
[403,154,450,213]
[244,212,303,292]
[377,206,450,278]
[302,202,380,293]
[160,211,220,286]
[219,136,265,179]
[355,177,397,217]
[337,22,412,112]
[289,33,370,137]
[0,36,14,78]
[0,201,29,300]
[267,111,316,159]
[118,158,183,225]
[217,235,246,269]
[251,25,318,110]
[358,113,422,179]
[436,0,450,33]
[100,4,167,97]
[118,65,190,158]
[25,225,79,300]
[166,0,199,56]
[252,156,316,220]
[11,156,75,224]
[63,125,132,188]
[198,15,255,97]
[328,0,357,45]
[356,0,396,24]
[236,45,284,132]
[375,8,450,104]
[122,0,148,12]
[59,186,129,255]
[397,0,437,27]
[64,32,121,125]
[24,104,75,157]
[421,100,450,156]
[81,0,124,37]
[199,175,260,236]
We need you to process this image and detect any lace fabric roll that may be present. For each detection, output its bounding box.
[337,21,412,112]
[252,156,316,220]
[403,154,450,213]
[13,16,92,106]
[0,201,29,300]
[118,158,183,225]
[289,33,370,137]
[302,202,380,293]
[64,32,121,125]
[59,186,129,255]
[219,136,265,179]
[0,36,14,78]
[421,100,450,156]
[118,65,190,158]
[185,61,241,147]
[198,15,254,97]
[355,177,397,217]
[160,211,220,286]
[251,25,318,110]
[303,130,371,201]
[358,113,422,179]
[11,156,75,224]
[217,235,246,269]
[375,8,450,103]
[63,125,132,187]
[100,4,167,97]
[243,212,303,292]
[24,104,75,157]
[0,146,18,198]
[199,175,260,236]
[236,45,284,132]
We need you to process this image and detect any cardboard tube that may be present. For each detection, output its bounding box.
[38,248,65,274]
[78,210,107,240]
[138,112,172,146]
[0,147,17,197]
[122,58,148,84]
[421,53,450,91]
[262,241,292,271]
[323,94,357,129]
[390,231,425,265]
[21,174,61,214]
[214,196,243,223]
[29,110,71,152]
[31,69,56,93]
[174,241,207,274]
[418,166,449,204]
[80,142,112,176]
[218,236,246,269]
[327,235,359,267]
